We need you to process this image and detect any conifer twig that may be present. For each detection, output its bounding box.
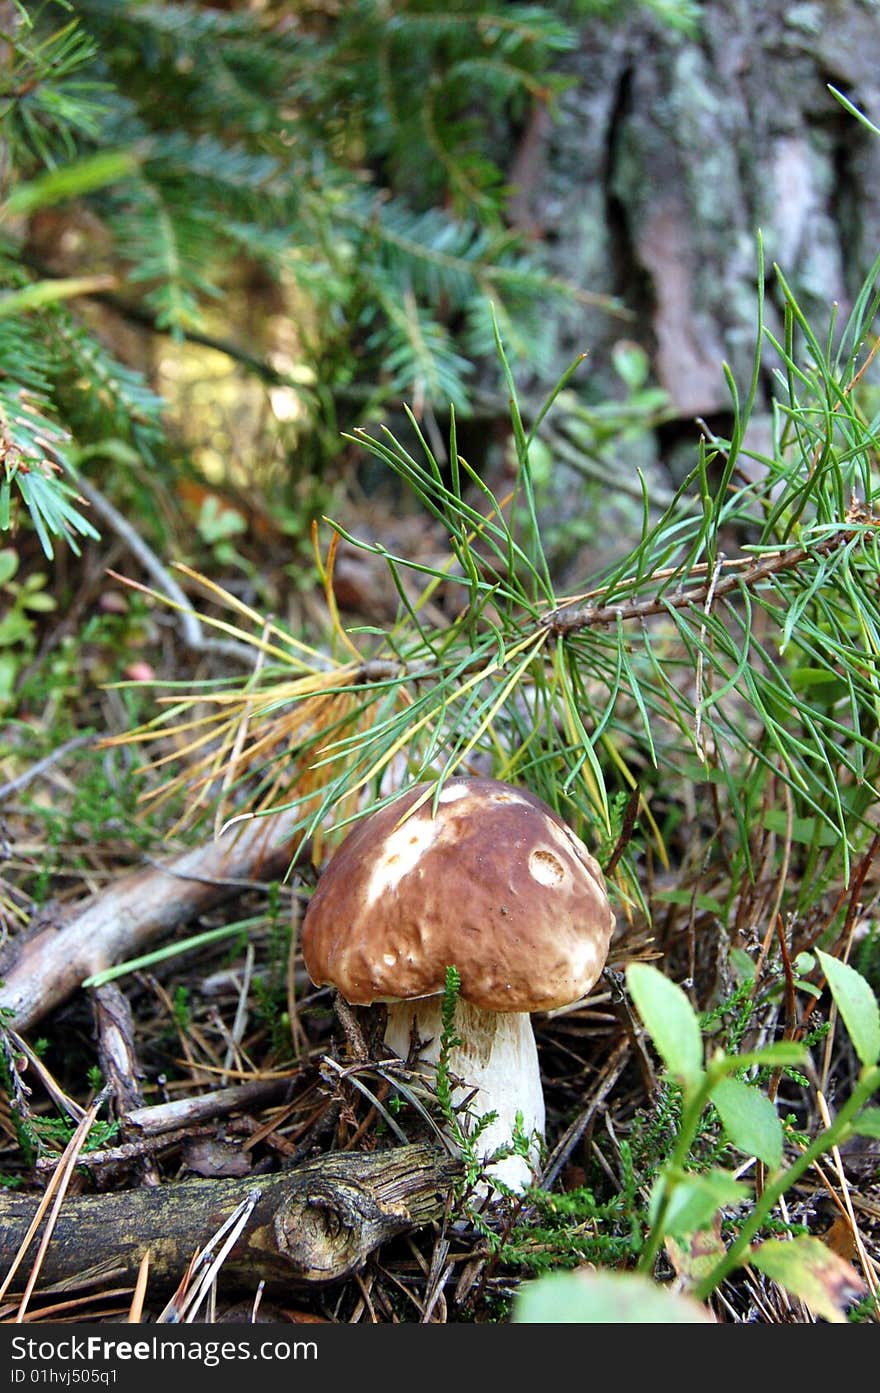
[543,531,852,635]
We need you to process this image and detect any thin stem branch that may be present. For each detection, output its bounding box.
[74,475,256,665]
[636,1074,715,1277]
[544,532,850,635]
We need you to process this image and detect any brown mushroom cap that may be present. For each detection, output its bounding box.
[301,776,615,1012]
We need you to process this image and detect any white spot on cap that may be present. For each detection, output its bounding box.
[529,847,566,886]
[365,814,439,905]
[437,782,470,803]
[569,937,601,990]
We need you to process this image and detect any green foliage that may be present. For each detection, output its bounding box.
[495,1183,638,1276]
[815,949,880,1067]
[0,0,688,558]
[0,0,566,554]
[0,1023,117,1168]
[626,961,704,1086]
[251,882,295,1056]
[171,985,190,1032]
[0,545,55,706]
[434,964,464,1120]
[634,956,877,1312]
[508,951,879,1322]
[27,1110,119,1157]
[514,1267,711,1323]
[10,735,167,906]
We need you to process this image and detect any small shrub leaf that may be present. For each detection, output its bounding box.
[652,1168,750,1239]
[626,962,704,1086]
[665,1219,726,1285]
[852,1106,880,1139]
[0,549,19,585]
[713,1041,806,1072]
[816,950,880,1066]
[750,1236,865,1323]
[512,1269,713,1324]
[710,1076,784,1168]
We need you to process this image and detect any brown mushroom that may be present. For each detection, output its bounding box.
[301,776,615,1192]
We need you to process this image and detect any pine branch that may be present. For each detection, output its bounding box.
[543,531,855,634]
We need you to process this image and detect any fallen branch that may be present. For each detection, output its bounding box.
[0,810,305,1032]
[122,1078,297,1139]
[0,1144,460,1295]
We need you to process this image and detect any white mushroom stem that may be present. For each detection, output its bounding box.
[384,997,545,1194]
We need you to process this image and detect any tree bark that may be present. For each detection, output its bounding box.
[0,1144,459,1297]
[527,1,880,419]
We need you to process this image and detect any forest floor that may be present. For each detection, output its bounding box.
[1,461,879,1328]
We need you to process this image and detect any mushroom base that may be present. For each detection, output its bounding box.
[384,998,545,1194]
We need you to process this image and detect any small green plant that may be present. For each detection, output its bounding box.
[24,1111,119,1158]
[431,964,535,1196]
[513,951,880,1323]
[251,883,295,1056]
[434,964,465,1123]
[0,1027,118,1168]
[491,1183,637,1278]
[17,742,166,905]
[0,546,56,707]
[171,986,191,1033]
[527,340,676,570]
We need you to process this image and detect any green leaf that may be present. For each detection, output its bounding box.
[710,1077,783,1168]
[664,1224,727,1285]
[512,1269,713,1324]
[762,811,838,847]
[0,653,17,704]
[0,611,32,646]
[611,340,650,391]
[816,949,880,1066]
[626,962,704,1086]
[789,666,844,690]
[653,888,726,914]
[653,1168,750,1240]
[750,1236,865,1323]
[4,151,139,217]
[0,549,19,585]
[729,948,757,982]
[714,1041,806,1071]
[852,1106,880,1139]
[0,276,117,320]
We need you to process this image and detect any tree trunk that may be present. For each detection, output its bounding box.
[522,1,880,423]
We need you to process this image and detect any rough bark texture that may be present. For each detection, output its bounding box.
[522,1,880,423]
[0,1144,459,1296]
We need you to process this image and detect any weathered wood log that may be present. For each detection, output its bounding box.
[0,810,304,1031]
[0,1144,459,1294]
